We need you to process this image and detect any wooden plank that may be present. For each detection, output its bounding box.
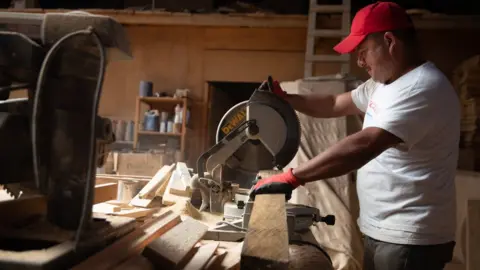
[204,28,306,52]
[206,243,243,270]
[168,170,190,196]
[240,194,289,270]
[73,211,181,270]
[182,242,219,270]
[0,196,46,225]
[114,207,157,219]
[203,50,304,83]
[467,199,480,270]
[162,171,191,206]
[176,162,193,189]
[143,217,209,269]
[115,255,155,270]
[117,152,166,176]
[0,9,308,28]
[93,183,118,204]
[93,202,121,213]
[130,164,175,208]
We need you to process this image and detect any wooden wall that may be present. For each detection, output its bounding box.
[88,24,480,164]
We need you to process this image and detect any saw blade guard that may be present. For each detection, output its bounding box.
[246,88,301,169]
[197,77,300,179]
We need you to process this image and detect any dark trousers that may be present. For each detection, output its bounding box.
[363,236,455,270]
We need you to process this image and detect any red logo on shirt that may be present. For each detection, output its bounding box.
[368,100,378,114]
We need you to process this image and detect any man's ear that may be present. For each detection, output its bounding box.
[383,31,396,53]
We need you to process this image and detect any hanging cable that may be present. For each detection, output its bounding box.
[31,26,106,249]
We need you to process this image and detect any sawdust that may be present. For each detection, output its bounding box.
[160,199,223,227]
[179,200,202,220]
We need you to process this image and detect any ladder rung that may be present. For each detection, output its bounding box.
[306,54,350,63]
[310,5,348,13]
[309,29,348,38]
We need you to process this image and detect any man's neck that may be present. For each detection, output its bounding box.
[386,57,425,84]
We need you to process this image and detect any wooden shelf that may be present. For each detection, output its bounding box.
[138,131,182,137]
[139,97,185,104]
[114,141,134,144]
[133,96,189,161]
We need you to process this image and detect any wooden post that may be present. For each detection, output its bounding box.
[467,199,480,270]
[240,194,289,270]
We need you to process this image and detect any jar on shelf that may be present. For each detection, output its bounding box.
[144,110,160,131]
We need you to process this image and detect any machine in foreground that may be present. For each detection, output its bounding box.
[0,11,134,269]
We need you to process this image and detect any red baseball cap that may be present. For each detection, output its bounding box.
[333,2,414,54]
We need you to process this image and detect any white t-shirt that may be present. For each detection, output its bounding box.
[351,61,460,245]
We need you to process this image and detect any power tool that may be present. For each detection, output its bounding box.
[192,76,335,242]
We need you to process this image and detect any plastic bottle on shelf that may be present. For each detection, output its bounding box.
[174,104,182,133]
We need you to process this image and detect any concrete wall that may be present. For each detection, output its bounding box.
[96,24,480,164]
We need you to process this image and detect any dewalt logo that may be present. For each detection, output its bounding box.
[221,109,246,135]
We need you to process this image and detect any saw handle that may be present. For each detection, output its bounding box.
[267,76,275,92]
[257,75,275,93]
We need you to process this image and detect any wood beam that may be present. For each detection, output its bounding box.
[241,194,289,270]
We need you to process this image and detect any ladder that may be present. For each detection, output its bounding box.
[304,0,351,78]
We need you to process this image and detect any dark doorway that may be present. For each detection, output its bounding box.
[207,81,261,148]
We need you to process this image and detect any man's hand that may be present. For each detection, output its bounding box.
[271,80,287,98]
[249,169,303,201]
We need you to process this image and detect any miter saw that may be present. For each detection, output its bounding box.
[193,76,335,242]
[194,76,300,212]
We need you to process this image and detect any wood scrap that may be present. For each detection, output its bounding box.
[97,173,152,179]
[176,162,193,190]
[130,164,175,208]
[93,183,118,204]
[93,200,158,219]
[162,171,192,206]
[240,194,289,270]
[143,217,209,269]
[168,170,191,196]
[93,202,121,213]
[206,242,243,270]
[114,207,157,219]
[73,210,181,270]
[182,242,219,270]
[115,255,155,270]
[155,171,171,197]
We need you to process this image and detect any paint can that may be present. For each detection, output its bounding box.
[117,180,143,202]
[139,81,153,97]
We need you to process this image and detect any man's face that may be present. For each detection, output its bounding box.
[355,34,396,84]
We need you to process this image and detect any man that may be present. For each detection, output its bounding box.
[250,2,459,270]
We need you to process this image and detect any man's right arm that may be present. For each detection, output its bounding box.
[283,91,362,118]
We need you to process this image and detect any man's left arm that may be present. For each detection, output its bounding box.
[250,127,402,199]
[292,127,402,183]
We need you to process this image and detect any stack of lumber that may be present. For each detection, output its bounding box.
[453,55,480,147]
[75,193,290,269]
[86,156,293,270]
[92,162,195,221]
